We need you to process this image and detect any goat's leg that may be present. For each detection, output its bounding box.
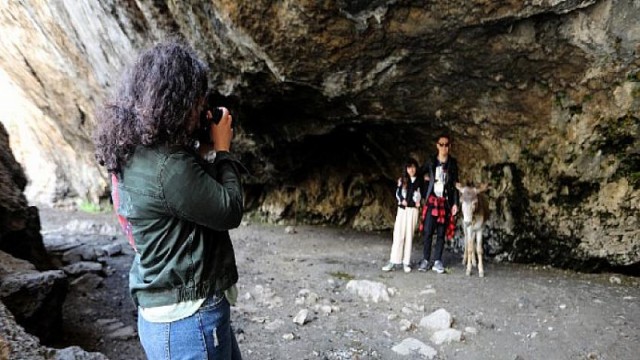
[470,232,477,267]
[466,233,473,276]
[461,227,468,265]
[476,231,484,277]
[462,244,467,265]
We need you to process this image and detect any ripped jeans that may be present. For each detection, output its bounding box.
[138,295,242,360]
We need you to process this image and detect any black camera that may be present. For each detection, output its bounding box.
[197,93,224,145]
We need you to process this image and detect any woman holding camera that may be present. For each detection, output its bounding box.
[94,40,243,359]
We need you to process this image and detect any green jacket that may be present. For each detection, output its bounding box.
[113,145,243,308]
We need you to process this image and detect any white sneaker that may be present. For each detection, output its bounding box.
[432,260,445,274]
[382,262,396,272]
[403,265,411,273]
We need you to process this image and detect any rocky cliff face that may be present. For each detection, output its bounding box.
[0,122,68,345]
[0,0,638,272]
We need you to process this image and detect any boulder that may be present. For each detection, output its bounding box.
[0,250,67,343]
[0,300,107,360]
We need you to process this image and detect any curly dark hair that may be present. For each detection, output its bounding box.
[93,40,209,174]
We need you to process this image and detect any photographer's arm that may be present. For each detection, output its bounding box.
[161,152,243,230]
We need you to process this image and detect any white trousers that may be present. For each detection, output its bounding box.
[389,207,419,265]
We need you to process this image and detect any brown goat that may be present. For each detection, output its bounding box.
[456,184,490,277]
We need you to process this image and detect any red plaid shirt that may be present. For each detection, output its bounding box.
[419,195,456,240]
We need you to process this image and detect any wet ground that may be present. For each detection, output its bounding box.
[40,207,640,360]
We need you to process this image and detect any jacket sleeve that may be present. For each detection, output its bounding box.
[421,160,432,199]
[160,150,244,231]
[448,159,459,207]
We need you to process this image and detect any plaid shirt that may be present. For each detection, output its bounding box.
[419,194,456,240]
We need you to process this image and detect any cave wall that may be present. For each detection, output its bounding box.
[0,0,638,271]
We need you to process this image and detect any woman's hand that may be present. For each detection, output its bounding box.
[211,107,233,152]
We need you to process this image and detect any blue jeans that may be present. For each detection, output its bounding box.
[138,295,242,360]
[422,211,447,263]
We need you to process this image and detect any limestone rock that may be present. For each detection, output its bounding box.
[345,280,390,303]
[430,328,463,345]
[0,301,107,360]
[419,308,453,332]
[0,123,53,271]
[293,309,309,325]
[0,250,67,343]
[391,337,437,358]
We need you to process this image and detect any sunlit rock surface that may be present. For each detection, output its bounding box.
[0,1,638,271]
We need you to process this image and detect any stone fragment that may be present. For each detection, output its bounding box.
[106,325,136,340]
[345,280,390,303]
[293,309,309,325]
[391,338,437,358]
[419,308,452,331]
[265,319,284,331]
[97,243,122,257]
[464,326,478,334]
[430,328,463,345]
[399,319,414,332]
[62,245,96,263]
[319,305,333,315]
[62,261,103,276]
[70,273,104,293]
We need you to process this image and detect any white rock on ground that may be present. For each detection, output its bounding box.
[419,308,452,331]
[345,280,390,303]
[430,328,463,345]
[465,326,478,334]
[293,309,309,325]
[265,319,284,331]
[399,319,414,332]
[391,338,437,359]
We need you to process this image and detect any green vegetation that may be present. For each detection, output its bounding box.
[593,114,638,155]
[554,91,567,107]
[618,153,640,188]
[78,200,112,213]
[626,70,640,82]
[329,271,355,281]
[551,176,600,207]
[592,114,639,188]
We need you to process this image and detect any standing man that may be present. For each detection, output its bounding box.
[418,133,459,274]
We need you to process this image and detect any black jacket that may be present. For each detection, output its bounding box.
[422,155,459,209]
[395,177,422,208]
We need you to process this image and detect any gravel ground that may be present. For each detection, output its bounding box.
[40,207,640,360]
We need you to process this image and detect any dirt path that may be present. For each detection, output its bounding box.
[40,208,640,360]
